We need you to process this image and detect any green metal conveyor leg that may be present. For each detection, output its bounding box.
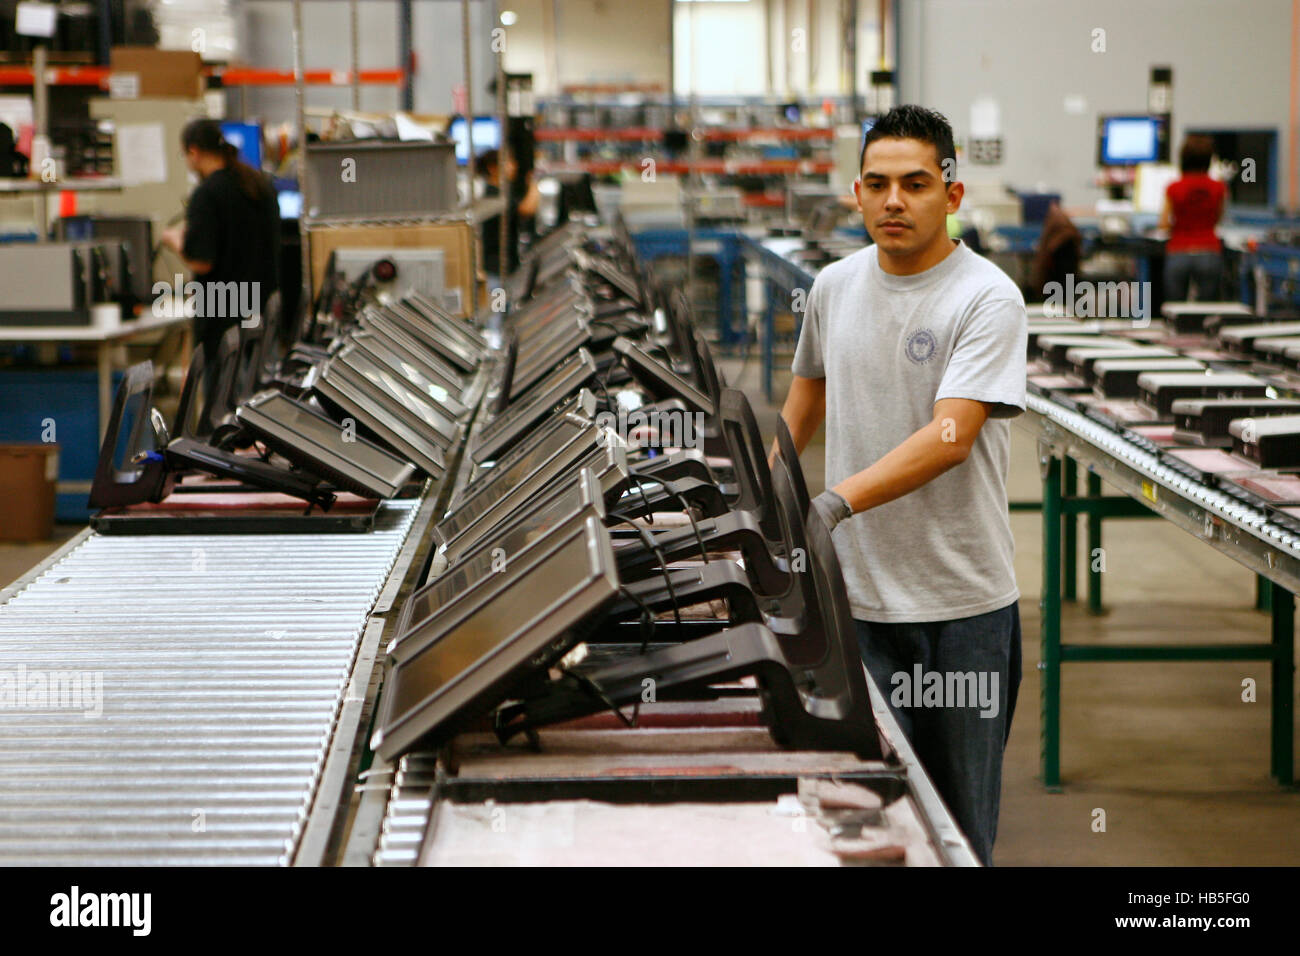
[1257,574,1273,613]
[1063,457,1077,602]
[1087,470,1103,615]
[1040,450,1063,791]
[1272,586,1295,786]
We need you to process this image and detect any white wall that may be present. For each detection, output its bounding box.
[501,0,672,95]
[898,0,1293,208]
[497,0,885,99]
[674,0,883,99]
[237,0,497,121]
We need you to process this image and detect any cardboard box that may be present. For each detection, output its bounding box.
[109,47,203,100]
[308,221,479,318]
[0,443,57,541]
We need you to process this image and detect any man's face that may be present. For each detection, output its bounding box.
[183,145,201,175]
[853,137,961,258]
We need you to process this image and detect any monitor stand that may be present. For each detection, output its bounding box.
[497,492,882,758]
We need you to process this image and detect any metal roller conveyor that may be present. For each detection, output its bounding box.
[1028,394,1300,560]
[0,499,421,866]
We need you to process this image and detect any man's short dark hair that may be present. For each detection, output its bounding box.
[860,105,957,183]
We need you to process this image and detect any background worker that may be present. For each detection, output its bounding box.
[1159,134,1226,301]
[161,118,280,423]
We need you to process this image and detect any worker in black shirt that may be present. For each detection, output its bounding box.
[161,118,280,424]
[476,148,539,284]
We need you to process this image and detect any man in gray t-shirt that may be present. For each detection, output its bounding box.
[781,106,1027,866]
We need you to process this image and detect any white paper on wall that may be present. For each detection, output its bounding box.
[117,123,169,186]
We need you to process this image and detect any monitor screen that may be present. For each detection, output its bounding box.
[277,190,302,219]
[313,367,446,479]
[379,304,479,372]
[399,471,602,639]
[236,390,415,499]
[1099,115,1162,166]
[335,345,463,446]
[220,122,263,170]
[358,312,468,393]
[351,333,469,419]
[372,514,619,760]
[442,412,597,543]
[448,116,503,166]
[473,351,598,464]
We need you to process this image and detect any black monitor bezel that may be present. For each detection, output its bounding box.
[372,514,619,760]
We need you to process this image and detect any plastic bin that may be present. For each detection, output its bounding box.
[0,443,59,541]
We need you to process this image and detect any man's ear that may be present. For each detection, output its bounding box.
[946,180,964,215]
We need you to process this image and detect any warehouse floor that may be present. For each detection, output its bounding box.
[1,357,1297,866]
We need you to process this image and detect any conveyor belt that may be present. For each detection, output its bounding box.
[1027,393,1300,555]
[0,498,420,866]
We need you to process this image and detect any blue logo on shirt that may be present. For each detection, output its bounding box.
[905,328,938,365]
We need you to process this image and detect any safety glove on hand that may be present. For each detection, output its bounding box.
[811,488,854,532]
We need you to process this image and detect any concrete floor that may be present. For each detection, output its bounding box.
[1,356,1297,865]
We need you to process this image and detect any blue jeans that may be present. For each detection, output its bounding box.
[854,602,1022,866]
[1164,252,1222,302]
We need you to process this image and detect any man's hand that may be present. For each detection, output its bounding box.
[811,488,854,532]
[161,224,184,254]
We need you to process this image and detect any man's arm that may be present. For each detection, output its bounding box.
[770,374,826,465]
[832,397,991,513]
[160,225,213,275]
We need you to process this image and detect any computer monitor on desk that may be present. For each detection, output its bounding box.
[449,116,502,165]
[1097,115,1167,167]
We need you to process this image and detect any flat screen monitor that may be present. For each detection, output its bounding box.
[612,336,716,418]
[472,350,599,464]
[392,298,486,360]
[358,311,468,394]
[448,115,503,166]
[468,389,596,489]
[220,121,262,169]
[372,514,619,760]
[350,332,470,420]
[396,469,604,642]
[277,189,302,220]
[405,292,489,350]
[313,365,447,479]
[441,410,597,543]
[440,417,625,552]
[235,390,416,499]
[334,343,464,447]
[509,322,592,399]
[379,304,479,373]
[1098,115,1164,166]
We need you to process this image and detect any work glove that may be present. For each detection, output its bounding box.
[811,488,854,532]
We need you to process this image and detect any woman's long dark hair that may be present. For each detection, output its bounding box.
[181,118,270,203]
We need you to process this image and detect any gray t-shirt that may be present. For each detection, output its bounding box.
[791,240,1027,623]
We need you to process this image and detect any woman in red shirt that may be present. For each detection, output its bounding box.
[1159,134,1226,301]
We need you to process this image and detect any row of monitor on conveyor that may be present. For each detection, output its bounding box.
[90,290,492,512]
[368,230,884,762]
[372,410,882,762]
